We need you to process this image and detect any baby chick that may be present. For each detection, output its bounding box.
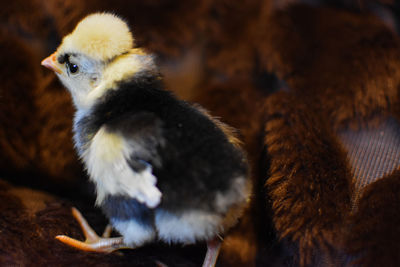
[41,13,250,267]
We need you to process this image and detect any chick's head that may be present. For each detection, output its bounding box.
[42,13,151,110]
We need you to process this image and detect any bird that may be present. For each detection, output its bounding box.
[41,12,251,267]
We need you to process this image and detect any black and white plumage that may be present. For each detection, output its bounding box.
[41,13,250,266]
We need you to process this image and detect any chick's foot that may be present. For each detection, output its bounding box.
[56,207,131,253]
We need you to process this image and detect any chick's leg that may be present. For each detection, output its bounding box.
[202,237,222,267]
[56,207,132,253]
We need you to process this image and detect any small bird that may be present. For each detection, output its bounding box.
[41,13,250,267]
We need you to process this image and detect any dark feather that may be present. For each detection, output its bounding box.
[75,71,248,214]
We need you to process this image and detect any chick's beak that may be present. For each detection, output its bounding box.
[41,52,62,74]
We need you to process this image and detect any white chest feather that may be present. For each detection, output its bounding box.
[82,127,162,208]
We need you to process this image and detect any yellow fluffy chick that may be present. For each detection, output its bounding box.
[41,12,251,267]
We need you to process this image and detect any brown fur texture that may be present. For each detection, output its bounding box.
[1,0,400,266]
[258,5,400,130]
[345,170,400,267]
[258,3,400,266]
[0,0,90,193]
[263,92,353,266]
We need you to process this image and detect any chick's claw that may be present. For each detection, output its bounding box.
[55,235,125,253]
[55,207,130,253]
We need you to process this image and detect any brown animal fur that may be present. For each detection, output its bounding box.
[259,3,400,266]
[345,170,400,267]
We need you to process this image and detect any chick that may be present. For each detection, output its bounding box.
[41,13,250,267]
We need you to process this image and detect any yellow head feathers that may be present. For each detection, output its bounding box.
[58,13,134,61]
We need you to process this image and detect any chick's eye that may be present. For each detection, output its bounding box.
[69,63,79,74]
